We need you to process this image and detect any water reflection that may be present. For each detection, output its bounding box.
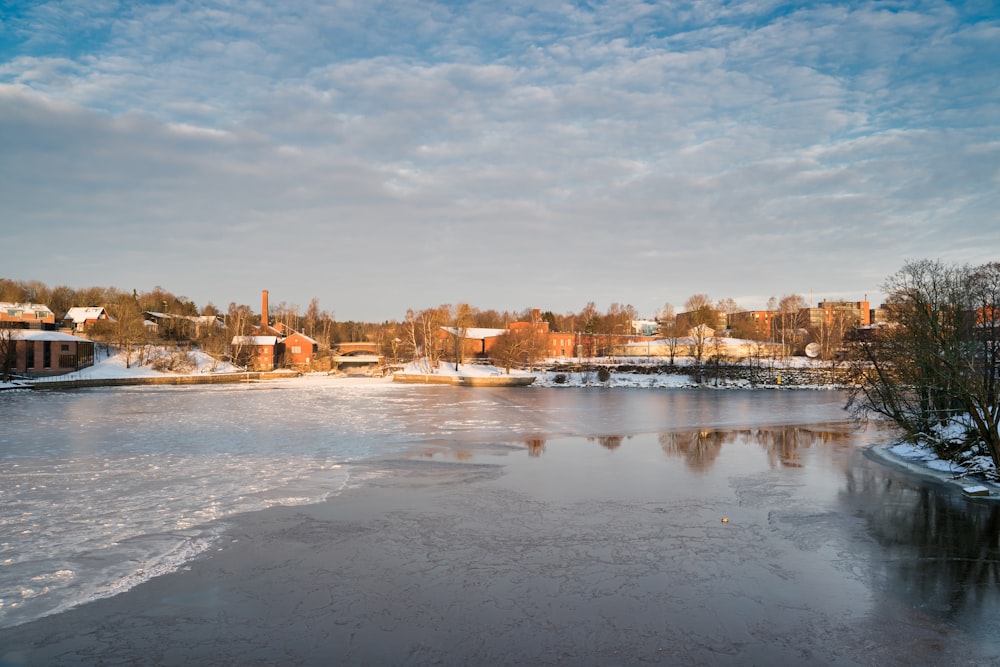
[657,426,854,471]
[525,438,545,457]
[843,462,1000,631]
[587,435,630,451]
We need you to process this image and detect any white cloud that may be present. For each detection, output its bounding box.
[1,1,997,319]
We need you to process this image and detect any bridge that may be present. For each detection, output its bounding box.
[331,342,382,366]
[334,342,379,354]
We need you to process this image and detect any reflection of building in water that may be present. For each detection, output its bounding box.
[659,426,853,471]
[525,438,546,457]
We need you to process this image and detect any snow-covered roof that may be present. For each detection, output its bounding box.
[623,336,758,349]
[283,331,318,344]
[1,302,54,318]
[8,330,93,343]
[232,335,278,345]
[64,306,108,323]
[442,326,508,339]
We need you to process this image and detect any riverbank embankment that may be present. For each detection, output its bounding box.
[24,369,302,390]
[542,361,858,387]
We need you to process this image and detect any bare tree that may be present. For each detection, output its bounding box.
[656,304,679,364]
[685,293,712,312]
[271,301,301,333]
[663,320,682,364]
[846,260,1000,469]
[91,291,148,368]
[683,294,718,363]
[776,294,808,358]
[715,297,742,323]
[404,306,449,372]
[452,303,473,369]
[304,298,321,340]
[578,301,600,334]
[491,326,545,374]
[656,302,675,327]
[226,302,256,369]
[810,308,853,363]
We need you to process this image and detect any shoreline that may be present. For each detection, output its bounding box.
[864,440,1000,499]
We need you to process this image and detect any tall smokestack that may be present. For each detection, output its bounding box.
[262,290,269,329]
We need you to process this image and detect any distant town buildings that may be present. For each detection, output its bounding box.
[0,287,899,378]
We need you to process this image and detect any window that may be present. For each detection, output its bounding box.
[291,346,302,354]
[61,344,70,352]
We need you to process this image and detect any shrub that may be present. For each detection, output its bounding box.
[150,348,197,373]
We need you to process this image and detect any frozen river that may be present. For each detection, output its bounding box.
[1,378,999,662]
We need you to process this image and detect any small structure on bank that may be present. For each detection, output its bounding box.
[4,330,95,378]
[392,360,536,386]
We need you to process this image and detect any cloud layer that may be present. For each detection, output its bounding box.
[2,1,998,319]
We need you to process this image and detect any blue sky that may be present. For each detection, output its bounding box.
[1,0,998,321]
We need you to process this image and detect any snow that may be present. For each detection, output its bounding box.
[8,330,91,343]
[1,346,241,389]
[534,370,701,389]
[400,360,534,377]
[441,327,508,340]
[883,438,998,498]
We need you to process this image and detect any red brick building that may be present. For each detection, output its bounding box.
[280,331,318,368]
[232,335,278,371]
[5,330,95,377]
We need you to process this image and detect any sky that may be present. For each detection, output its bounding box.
[1,1,998,322]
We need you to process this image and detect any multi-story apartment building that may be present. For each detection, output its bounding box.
[0,302,56,329]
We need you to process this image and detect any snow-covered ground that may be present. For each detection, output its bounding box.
[398,359,535,378]
[876,415,998,491]
[1,346,241,389]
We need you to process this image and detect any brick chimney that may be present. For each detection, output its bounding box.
[262,290,269,329]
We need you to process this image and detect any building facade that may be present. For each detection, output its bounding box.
[0,303,56,329]
[5,330,95,377]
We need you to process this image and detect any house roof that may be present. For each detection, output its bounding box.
[64,306,108,323]
[9,330,92,343]
[232,335,278,345]
[282,331,318,344]
[442,326,508,339]
[1,302,54,318]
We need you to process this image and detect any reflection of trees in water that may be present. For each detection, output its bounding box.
[658,430,725,470]
[844,466,1000,623]
[525,438,546,457]
[659,426,853,471]
[587,435,629,450]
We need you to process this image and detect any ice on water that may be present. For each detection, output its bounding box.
[0,380,410,628]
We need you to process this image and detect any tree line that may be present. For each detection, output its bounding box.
[2,276,865,368]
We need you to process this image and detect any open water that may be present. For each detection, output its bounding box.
[1,378,999,660]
